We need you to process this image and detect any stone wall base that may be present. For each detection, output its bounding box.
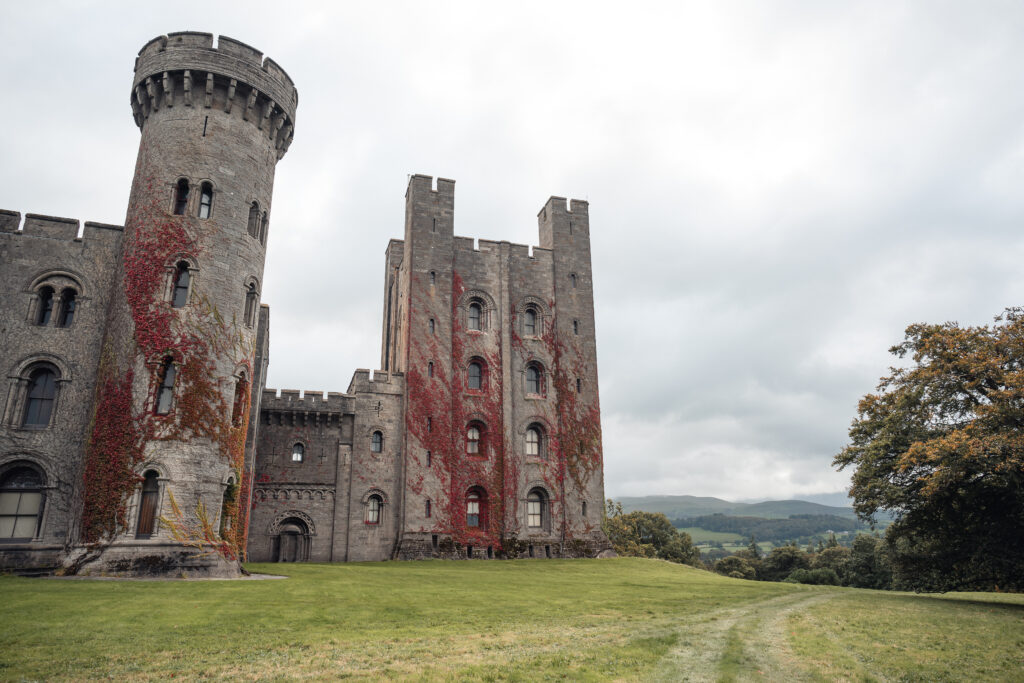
[395,532,613,561]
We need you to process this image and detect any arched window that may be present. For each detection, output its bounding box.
[57,289,77,328]
[429,271,436,286]
[466,424,481,455]
[0,466,45,540]
[466,488,487,528]
[582,501,588,519]
[467,361,483,390]
[371,431,383,453]
[570,273,577,288]
[429,318,435,335]
[292,443,304,463]
[427,362,434,378]
[525,425,543,458]
[259,212,268,245]
[172,261,191,308]
[135,470,160,538]
[527,489,547,529]
[244,282,259,327]
[468,301,482,331]
[231,373,249,426]
[524,307,537,336]
[198,182,213,218]
[22,366,58,428]
[366,494,382,524]
[35,286,54,326]
[154,357,176,415]
[247,202,260,238]
[173,179,190,215]
[525,363,544,396]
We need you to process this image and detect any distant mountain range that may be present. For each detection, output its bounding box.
[615,494,858,520]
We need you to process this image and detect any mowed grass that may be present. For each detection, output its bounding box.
[678,527,745,543]
[0,558,1021,681]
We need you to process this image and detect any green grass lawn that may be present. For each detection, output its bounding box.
[678,527,745,544]
[1,558,1021,681]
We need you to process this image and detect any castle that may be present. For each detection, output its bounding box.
[0,32,610,575]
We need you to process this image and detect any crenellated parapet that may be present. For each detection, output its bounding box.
[131,32,298,159]
[347,369,405,396]
[0,210,124,243]
[261,388,352,428]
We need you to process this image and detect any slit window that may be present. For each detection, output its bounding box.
[173,179,190,215]
[429,318,435,335]
[573,319,579,335]
[244,282,259,327]
[35,287,54,326]
[259,212,268,245]
[198,182,213,218]
[428,362,434,378]
[155,357,176,415]
[570,273,577,288]
[172,262,191,308]
[57,289,77,327]
[425,499,432,518]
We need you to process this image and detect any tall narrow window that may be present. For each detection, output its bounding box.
[0,466,44,540]
[582,501,588,518]
[429,271,436,286]
[155,357,176,415]
[220,479,237,536]
[425,499,432,518]
[22,367,57,428]
[570,273,577,288]
[247,202,260,238]
[231,375,248,426]
[524,308,537,335]
[366,495,382,524]
[428,362,434,378]
[467,361,483,390]
[198,182,213,218]
[371,431,384,453]
[260,212,268,245]
[429,318,435,335]
[172,262,190,308]
[426,451,432,466]
[466,490,481,527]
[468,302,482,331]
[573,319,579,335]
[173,179,190,215]
[526,364,543,396]
[527,490,544,528]
[526,426,541,457]
[576,378,582,393]
[35,287,54,326]
[57,289,77,327]
[292,443,304,462]
[467,425,481,455]
[136,470,160,538]
[244,282,259,327]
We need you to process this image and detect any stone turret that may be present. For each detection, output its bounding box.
[73,33,297,576]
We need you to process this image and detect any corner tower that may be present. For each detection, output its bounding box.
[74,33,297,575]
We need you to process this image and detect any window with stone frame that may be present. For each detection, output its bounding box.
[154,357,176,415]
[173,178,190,215]
[525,362,545,397]
[366,494,382,524]
[243,281,259,328]
[247,201,260,238]
[0,465,45,541]
[467,359,485,391]
[198,182,213,218]
[21,365,59,428]
[171,261,191,308]
[35,286,54,326]
[371,431,384,453]
[135,470,160,538]
[57,288,77,328]
[525,424,544,458]
[466,423,484,455]
[292,443,304,463]
[527,489,547,529]
[467,301,483,331]
[523,307,538,336]
[466,488,487,528]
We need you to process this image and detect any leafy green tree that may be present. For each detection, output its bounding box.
[602,501,701,567]
[812,545,852,584]
[759,544,811,582]
[834,309,1024,592]
[713,555,757,580]
[845,534,892,589]
[785,567,840,585]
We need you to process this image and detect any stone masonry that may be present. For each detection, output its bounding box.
[0,31,610,574]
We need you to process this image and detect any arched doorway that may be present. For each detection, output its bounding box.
[274,518,310,563]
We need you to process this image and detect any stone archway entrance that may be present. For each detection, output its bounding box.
[274,518,310,562]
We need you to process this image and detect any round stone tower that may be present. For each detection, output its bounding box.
[74,32,296,576]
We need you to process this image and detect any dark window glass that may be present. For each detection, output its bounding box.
[36,287,54,326]
[467,491,481,527]
[425,499,432,518]
[366,495,381,524]
[155,357,176,415]
[468,362,482,390]
[259,212,268,245]
[468,302,482,331]
[526,365,542,395]
[429,271,436,286]
[292,443,304,462]
[198,182,213,218]
[173,179,190,215]
[576,378,582,393]
[429,318,435,335]
[573,319,579,335]
[0,467,44,540]
[136,470,160,538]
[57,289,77,327]
[426,451,432,467]
[524,308,537,335]
[22,368,57,427]
[371,431,384,453]
[428,362,434,378]
[244,283,258,327]
[247,202,260,237]
[582,501,588,518]
[570,273,577,288]
[172,262,190,308]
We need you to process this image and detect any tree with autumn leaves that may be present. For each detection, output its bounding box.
[835,308,1024,592]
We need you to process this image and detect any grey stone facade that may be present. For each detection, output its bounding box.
[0,31,609,574]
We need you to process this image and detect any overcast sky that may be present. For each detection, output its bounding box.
[2,2,1022,503]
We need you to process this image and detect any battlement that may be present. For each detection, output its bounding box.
[132,32,298,158]
[261,388,352,416]
[539,196,589,218]
[406,174,455,198]
[347,369,404,395]
[0,210,124,243]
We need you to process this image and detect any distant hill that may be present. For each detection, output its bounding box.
[616,495,859,520]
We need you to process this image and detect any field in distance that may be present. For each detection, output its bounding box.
[2,558,1021,680]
